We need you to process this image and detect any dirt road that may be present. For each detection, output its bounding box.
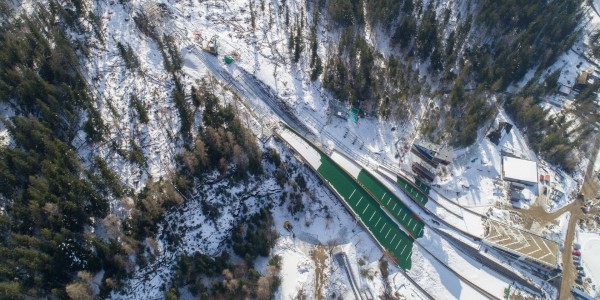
[558,202,586,300]
[311,246,328,300]
[558,137,600,300]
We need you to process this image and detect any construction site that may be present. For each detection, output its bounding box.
[276,124,548,299]
[484,219,560,270]
[98,1,600,299]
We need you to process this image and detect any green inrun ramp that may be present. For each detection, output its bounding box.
[396,176,428,206]
[317,156,414,269]
[415,178,431,194]
[357,171,425,239]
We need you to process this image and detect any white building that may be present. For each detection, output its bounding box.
[501,156,538,185]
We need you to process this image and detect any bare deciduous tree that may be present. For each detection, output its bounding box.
[65,281,93,300]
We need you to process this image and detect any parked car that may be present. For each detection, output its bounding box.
[575,278,583,285]
[579,271,586,277]
[573,243,581,250]
[576,266,584,271]
[572,250,581,256]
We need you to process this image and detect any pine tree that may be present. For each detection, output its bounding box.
[249,1,256,29]
[430,46,443,72]
[294,20,302,63]
[311,56,323,81]
[285,6,290,27]
[288,26,295,50]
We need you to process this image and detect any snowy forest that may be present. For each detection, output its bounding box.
[0,0,599,299]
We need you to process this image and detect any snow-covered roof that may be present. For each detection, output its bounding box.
[558,84,571,96]
[502,156,538,184]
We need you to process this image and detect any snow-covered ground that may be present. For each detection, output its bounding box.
[433,110,514,209]
[595,142,600,175]
[281,124,520,299]
[271,237,316,299]
[270,197,426,300]
[326,148,529,299]
[115,174,281,298]
[77,1,185,192]
[546,212,571,243]
[429,108,579,215]
[577,231,600,297]
[114,125,434,299]
[267,148,430,299]
[95,0,431,294]
[415,229,513,299]
[0,104,14,148]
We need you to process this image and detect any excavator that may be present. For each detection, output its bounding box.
[205,35,219,56]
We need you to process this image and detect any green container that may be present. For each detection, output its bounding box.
[224,56,233,64]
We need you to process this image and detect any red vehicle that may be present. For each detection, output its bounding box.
[572,250,581,256]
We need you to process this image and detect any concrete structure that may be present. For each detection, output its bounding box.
[501,156,538,185]
[484,220,560,271]
[411,141,454,167]
[412,162,435,182]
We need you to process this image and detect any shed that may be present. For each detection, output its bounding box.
[574,70,595,92]
[558,84,571,96]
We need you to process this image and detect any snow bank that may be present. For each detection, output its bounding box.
[274,237,316,299]
[330,150,362,178]
[278,128,322,169]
